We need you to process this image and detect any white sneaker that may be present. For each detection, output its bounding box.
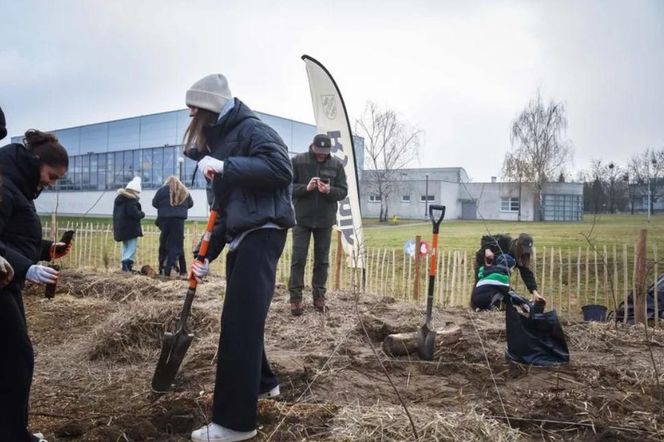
[191,423,257,442]
[32,433,48,442]
[258,385,280,399]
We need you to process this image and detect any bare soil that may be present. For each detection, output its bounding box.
[23,270,664,441]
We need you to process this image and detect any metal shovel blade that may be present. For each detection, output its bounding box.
[417,324,436,361]
[151,328,194,392]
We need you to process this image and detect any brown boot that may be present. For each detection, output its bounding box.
[313,296,328,313]
[290,299,303,316]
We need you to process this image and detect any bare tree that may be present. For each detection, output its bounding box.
[355,102,420,222]
[585,160,629,213]
[628,148,664,214]
[502,91,572,221]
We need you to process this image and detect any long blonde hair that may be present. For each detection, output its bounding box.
[164,175,189,207]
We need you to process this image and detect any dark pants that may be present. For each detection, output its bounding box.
[0,287,34,442]
[212,228,286,431]
[157,218,186,276]
[471,284,510,311]
[288,225,332,301]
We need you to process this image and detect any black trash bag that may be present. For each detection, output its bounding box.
[505,295,569,366]
[613,273,664,323]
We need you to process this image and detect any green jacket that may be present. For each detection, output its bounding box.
[291,151,348,228]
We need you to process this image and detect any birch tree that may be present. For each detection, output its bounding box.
[502,92,572,221]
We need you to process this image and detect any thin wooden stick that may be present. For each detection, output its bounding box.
[576,247,581,315]
[462,250,468,308]
[613,244,619,314]
[558,248,563,313]
[401,251,406,299]
[623,244,629,324]
[391,249,396,296]
[541,246,546,300]
[567,248,571,314]
[593,248,599,304]
[549,247,555,310]
[603,245,609,308]
[585,246,590,306]
[654,243,659,328]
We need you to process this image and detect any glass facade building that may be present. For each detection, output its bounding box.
[12,109,364,191]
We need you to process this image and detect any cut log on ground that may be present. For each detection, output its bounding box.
[383,325,462,357]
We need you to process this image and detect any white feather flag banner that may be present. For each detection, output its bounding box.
[302,55,365,268]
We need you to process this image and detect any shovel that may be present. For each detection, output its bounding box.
[151,209,218,392]
[417,204,446,361]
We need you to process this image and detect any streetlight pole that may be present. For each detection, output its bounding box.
[648,156,657,222]
[177,156,184,182]
[424,173,429,218]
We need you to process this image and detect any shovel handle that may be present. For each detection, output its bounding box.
[177,209,218,331]
[429,205,445,235]
[189,209,218,290]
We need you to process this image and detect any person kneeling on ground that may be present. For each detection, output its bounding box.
[471,252,517,311]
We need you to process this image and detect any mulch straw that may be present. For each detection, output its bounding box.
[330,404,522,441]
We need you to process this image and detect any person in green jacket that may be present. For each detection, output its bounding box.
[288,134,348,315]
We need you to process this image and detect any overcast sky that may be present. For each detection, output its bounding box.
[2,0,662,182]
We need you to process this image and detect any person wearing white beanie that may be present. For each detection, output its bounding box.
[112,177,145,272]
[125,176,142,193]
[183,74,295,442]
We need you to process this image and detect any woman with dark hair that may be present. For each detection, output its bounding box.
[183,73,295,442]
[0,129,72,441]
[153,175,193,277]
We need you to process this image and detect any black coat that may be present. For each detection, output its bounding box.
[152,185,193,220]
[112,191,145,241]
[0,144,53,291]
[186,98,295,241]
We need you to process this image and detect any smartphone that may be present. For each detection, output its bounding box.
[319,178,330,185]
[60,230,75,245]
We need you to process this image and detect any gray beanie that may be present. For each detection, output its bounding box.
[186,74,233,113]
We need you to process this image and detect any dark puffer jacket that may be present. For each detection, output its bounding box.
[185,98,295,241]
[291,150,348,228]
[0,144,53,291]
[112,190,145,241]
[152,185,193,219]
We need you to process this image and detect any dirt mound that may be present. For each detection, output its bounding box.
[23,270,664,441]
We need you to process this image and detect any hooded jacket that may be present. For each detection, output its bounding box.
[185,98,295,241]
[112,189,145,242]
[0,144,53,290]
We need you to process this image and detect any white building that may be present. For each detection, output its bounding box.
[360,168,583,222]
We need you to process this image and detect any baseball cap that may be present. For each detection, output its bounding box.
[311,134,332,154]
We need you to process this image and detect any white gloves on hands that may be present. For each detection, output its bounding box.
[191,258,210,282]
[198,156,225,180]
[26,265,59,285]
[0,256,15,288]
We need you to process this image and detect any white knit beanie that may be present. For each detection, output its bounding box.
[126,177,142,193]
[186,74,233,113]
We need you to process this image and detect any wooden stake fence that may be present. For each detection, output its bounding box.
[44,220,662,323]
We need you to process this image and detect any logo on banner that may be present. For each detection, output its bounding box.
[321,95,337,120]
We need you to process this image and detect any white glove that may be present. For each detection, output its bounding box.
[26,265,59,285]
[191,258,210,282]
[0,256,15,288]
[198,156,224,180]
